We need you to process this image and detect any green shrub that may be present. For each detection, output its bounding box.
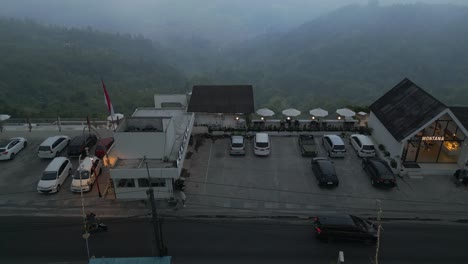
[390,158,397,168]
[378,144,386,151]
[384,150,390,157]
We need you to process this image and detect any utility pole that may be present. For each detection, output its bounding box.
[374,200,382,264]
[145,156,168,256]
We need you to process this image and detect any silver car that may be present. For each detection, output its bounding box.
[0,137,28,160]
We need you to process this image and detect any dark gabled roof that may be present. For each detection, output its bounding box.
[187,85,254,114]
[450,107,468,130]
[369,78,447,141]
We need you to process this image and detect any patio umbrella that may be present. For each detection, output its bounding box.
[336,108,356,117]
[0,114,11,121]
[256,108,275,117]
[309,108,328,117]
[282,108,301,117]
[107,113,124,121]
[357,111,368,116]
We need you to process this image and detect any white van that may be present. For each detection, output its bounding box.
[71,156,102,192]
[350,134,376,158]
[37,157,73,194]
[254,133,270,156]
[37,135,70,158]
[322,135,346,158]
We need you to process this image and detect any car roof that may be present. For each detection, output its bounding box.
[231,136,244,143]
[40,135,67,146]
[351,134,374,145]
[45,157,69,171]
[367,158,395,177]
[324,134,345,145]
[255,133,269,142]
[317,159,336,174]
[78,156,99,170]
[97,137,114,146]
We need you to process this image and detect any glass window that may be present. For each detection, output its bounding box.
[151,178,166,187]
[117,179,135,187]
[138,178,150,187]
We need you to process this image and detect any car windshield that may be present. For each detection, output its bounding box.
[41,172,57,180]
[232,143,243,148]
[95,145,106,150]
[256,142,269,148]
[38,146,50,151]
[363,145,375,151]
[334,145,345,150]
[74,170,90,179]
[318,160,336,175]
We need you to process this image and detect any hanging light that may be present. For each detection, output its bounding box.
[261,117,265,121]
[312,116,315,120]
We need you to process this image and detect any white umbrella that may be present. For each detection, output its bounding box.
[309,108,328,117]
[282,108,301,117]
[336,108,356,117]
[107,113,124,121]
[256,108,275,117]
[357,111,368,116]
[0,114,11,121]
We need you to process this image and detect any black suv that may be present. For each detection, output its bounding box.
[362,158,396,188]
[311,157,339,187]
[314,215,378,243]
[67,134,98,157]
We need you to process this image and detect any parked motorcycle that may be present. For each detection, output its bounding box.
[84,212,108,233]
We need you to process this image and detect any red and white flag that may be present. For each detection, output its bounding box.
[101,79,115,117]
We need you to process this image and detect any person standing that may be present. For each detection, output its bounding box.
[180,191,186,207]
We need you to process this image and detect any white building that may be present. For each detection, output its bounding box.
[368,78,468,176]
[108,94,194,199]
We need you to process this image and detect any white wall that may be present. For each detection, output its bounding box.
[165,119,175,157]
[368,112,403,159]
[195,113,240,128]
[113,132,165,159]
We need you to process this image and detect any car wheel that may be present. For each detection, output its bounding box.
[327,151,331,157]
[10,153,15,160]
[68,168,72,176]
[57,184,61,192]
[55,151,60,157]
[23,142,27,148]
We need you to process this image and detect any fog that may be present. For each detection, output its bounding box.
[1,0,466,44]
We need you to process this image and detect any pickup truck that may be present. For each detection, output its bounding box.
[298,135,318,157]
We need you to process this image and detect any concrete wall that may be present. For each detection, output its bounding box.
[368,112,403,159]
[113,132,165,159]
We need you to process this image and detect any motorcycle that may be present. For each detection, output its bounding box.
[84,213,108,233]
[454,169,468,187]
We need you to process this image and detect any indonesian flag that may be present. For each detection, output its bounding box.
[101,79,115,117]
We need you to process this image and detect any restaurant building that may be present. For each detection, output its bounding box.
[368,78,468,175]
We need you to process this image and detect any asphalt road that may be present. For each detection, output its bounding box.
[0,216,467,264]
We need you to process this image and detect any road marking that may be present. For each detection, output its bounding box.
[204,142,213,194]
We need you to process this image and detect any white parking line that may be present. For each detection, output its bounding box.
[204,142,213,194]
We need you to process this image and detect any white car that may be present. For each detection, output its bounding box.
[350,134,376,158]
[37,157,73,194]
[0,137,28,160]
[37,135,71,158]
[71,156,102,192]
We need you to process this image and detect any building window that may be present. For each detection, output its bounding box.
[117,179,135,188]
[137,178,166,188]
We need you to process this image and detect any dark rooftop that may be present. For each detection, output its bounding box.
[369,78,447,142]
[187,85,254,114]
[450,107,468,130]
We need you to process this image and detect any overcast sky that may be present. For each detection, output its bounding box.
[1,0,466,43]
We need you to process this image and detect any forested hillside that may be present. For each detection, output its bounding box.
[210,3,468,111]
[0,18,187,117]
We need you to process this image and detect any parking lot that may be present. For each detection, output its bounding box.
[183,134,468,219]
[0,130,120,216]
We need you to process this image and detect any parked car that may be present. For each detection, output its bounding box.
[94,137,115,159]
[322,135,346,158]
[71,156,102,192]
[349,134,376,158]
[254,133,270,156]
[229,136,246,155]
[298,135,317,157]
[311,157,339,187]
[362,158,397,188]
[67,134,98,157]
[313,214,378,243]
[0,137,28,160]
[37,135,71,158]
[37,157,73,194]
[454,169,468,186]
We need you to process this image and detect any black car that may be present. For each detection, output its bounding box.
[362,158,396,188]
[313,214,378,243]
[67,134,98,157]
[454,169,468,185]
[311,157,339,187]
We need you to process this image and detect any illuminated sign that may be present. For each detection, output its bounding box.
[422,136,444,141]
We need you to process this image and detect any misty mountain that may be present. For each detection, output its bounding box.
[213,3,468,111]
[0,18,187,117]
